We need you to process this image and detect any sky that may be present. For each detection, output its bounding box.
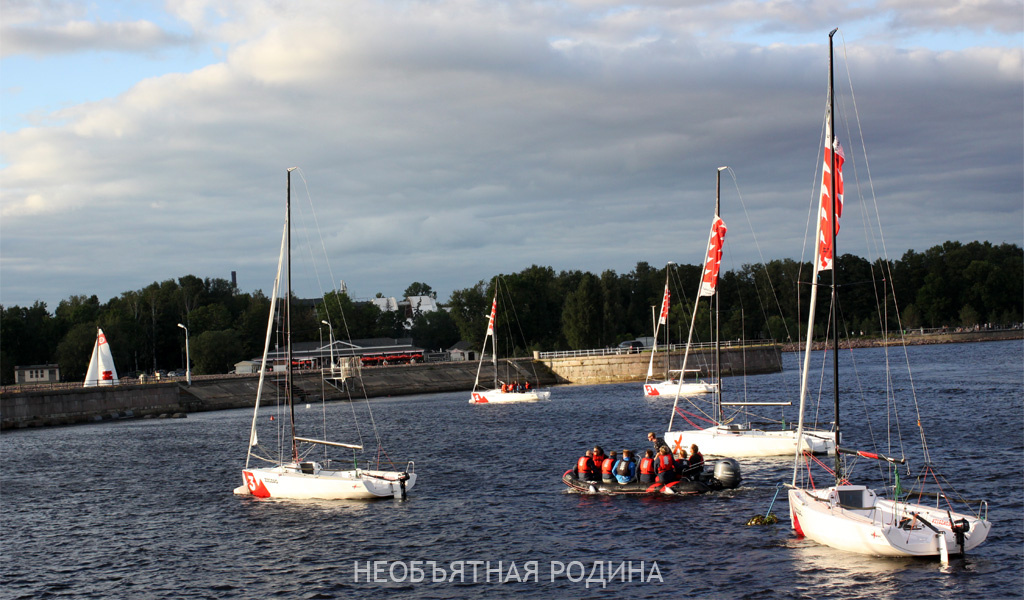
[2,0,1022,310]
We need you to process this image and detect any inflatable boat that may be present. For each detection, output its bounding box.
[562,458,742,496]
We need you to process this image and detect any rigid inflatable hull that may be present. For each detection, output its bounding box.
[561,470,735,496]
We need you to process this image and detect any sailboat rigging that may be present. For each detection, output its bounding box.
[786,30,990,560]
[664,167,837,457]
[642,262,718,397]
[469,282,551,404]
[234,168,416,500]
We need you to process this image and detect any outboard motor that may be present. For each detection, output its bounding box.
[713,458,742,489]
[949,512,970,555]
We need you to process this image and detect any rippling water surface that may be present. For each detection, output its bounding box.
[2,341,1022,599]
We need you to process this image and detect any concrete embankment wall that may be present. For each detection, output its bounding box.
[0,359,560,430]
[1,346,786,429]
[1,384,187,429]
[539,346,782,385]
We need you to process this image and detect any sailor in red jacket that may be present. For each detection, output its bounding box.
[600,451,618,483]
[656,446,678,483]
[591,446,606,473]
[576,450,597,481]
[637,449,657,484]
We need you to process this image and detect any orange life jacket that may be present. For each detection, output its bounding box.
[601,458,615,475]
[657,454,675,473]
[577,456,593,474]
[638,457,656,475]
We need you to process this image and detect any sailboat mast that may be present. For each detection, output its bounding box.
[714,166,724,423]
[287,167,298,462]
[827,29,841,485]
[492,293,498,390]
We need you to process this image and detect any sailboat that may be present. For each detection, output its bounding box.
[664,168,837,457]
[234,168,416,500]
[787,30,990,560]
[642,263,718,397]
[469,290,551,404]
[83,328,119,387]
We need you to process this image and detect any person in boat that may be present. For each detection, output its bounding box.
[524,381,531,391]
[683,444,705,480]
[656,446,678,484]
[637,449,657,484]
[592,446,607,471]
[601,451,618,483]
[648,432,666,452]
[613,449,636,484]
[674,448,689,480]
[576,450,598,481]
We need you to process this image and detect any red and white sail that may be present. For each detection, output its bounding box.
[84,328,119,387]
[698,216,727,297]
[486,296,497,336]
[658,283,671,325]
[817,120,845,272]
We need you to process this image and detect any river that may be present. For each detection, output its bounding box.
[2,340,1021,599]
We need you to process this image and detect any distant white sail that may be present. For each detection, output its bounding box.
[83,328,119,387]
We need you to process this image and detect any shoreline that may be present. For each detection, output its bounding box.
[778,328,1021,352]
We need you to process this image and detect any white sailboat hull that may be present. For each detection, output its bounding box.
[666,426,835,457]
[469,389,551,404]
[644,380,717,396]
[236,464,417,500]
[788,486,991,558]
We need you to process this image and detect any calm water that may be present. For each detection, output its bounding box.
[2,340,1022,599]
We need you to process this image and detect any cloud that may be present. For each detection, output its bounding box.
[0,1,1021,310]
[2,19,192,57]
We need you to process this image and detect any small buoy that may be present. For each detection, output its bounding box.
[745,513,779,526]
[306,403,311,409]
[270,415,274,421]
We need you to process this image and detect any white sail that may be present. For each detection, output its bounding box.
[83,328,119,387]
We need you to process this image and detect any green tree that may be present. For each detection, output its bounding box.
[410,310,460,351]
[192,329,245,375]
[404,282,436,299]
[562,273,602,349]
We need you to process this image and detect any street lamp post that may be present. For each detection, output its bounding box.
[321,320,335,375]
[177,323,191,385]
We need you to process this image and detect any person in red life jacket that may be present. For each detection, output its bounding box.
[501,383,507,393]
[524,381,530,391]
[601,451,618,483]
[576,450,598,481]
[656,446,678,483]
[684,444,705,480]
[591,446,606,472]
[637,449,657,484]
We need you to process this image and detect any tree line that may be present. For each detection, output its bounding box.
[2,240,1019,385]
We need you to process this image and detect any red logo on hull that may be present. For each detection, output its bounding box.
[243,471,271,498]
